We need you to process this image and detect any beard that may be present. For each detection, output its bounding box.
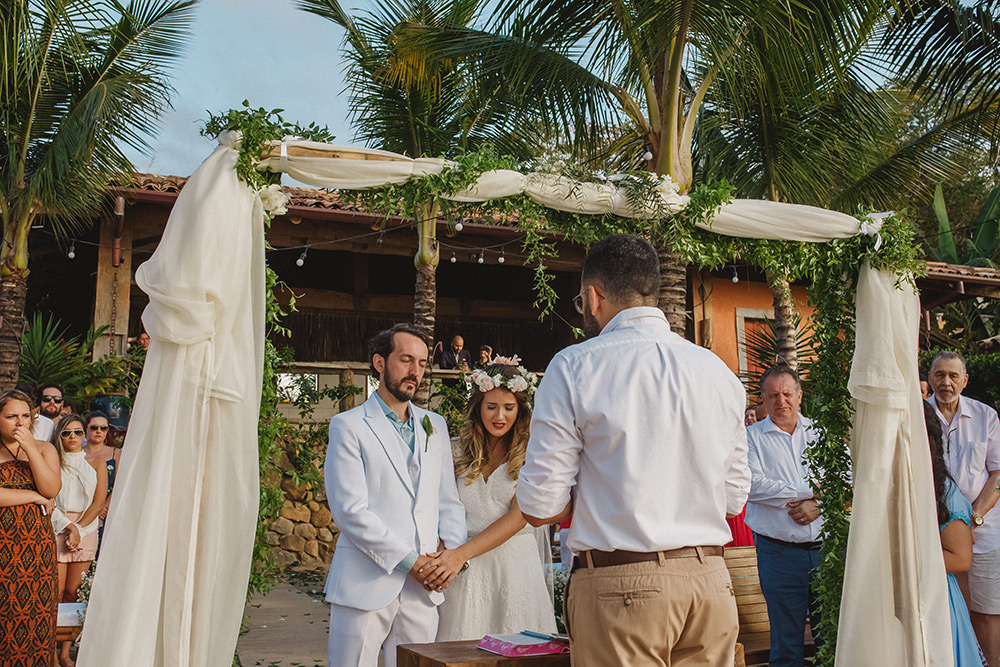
[934,392,960,406]
[582,308,601,338]
[40,406,60,418]
[383,368,420,403]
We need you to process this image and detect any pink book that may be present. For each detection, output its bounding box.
[477,633,571,657]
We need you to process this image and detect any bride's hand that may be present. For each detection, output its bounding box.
[421,548,467,591]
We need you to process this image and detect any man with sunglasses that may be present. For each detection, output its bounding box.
[39,384,64,420]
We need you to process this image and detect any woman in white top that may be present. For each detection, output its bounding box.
[430,358,556,640]
[50,413,106,667]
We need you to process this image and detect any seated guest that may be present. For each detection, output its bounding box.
[440,335,472,370]
[51,414,107,667]
[925,401,988,666]
[474,345,493,368]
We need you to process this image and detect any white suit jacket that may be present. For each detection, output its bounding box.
[324,393,467,610]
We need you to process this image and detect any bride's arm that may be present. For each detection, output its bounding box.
[421,497,528,590]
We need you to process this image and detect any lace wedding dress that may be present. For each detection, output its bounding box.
[437,462,557,641]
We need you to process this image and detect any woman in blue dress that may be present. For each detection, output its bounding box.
[925,401,989,666]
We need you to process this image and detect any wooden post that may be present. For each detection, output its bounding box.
[338,368,356,412]
[92,206,132,360]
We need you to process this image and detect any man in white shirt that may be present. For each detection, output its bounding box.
[927,350,1000,667]
[745,366,823,667]
[517,234,750,666]
[323,324,467,667]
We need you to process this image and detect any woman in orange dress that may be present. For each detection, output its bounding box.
[0,389,62,667]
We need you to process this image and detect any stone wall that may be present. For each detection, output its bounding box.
[266,476,339,571]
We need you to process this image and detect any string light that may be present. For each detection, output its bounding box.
[732,266,739,283]
[67,241,76,260]
[477,251,484,264]
[296,248,308,267]
[376,232,384,246]
[643,150,653,162]
[450,251,457,263]
[454,218,464,232]
[497,248,505,264]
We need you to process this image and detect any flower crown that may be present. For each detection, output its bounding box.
[467,355,539,396]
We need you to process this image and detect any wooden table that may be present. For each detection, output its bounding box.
[398,641,569,667]
[399,641,746,667]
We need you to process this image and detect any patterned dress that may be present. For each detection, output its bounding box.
[0,459,57,666]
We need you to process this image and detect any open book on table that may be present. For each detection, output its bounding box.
[477,632,570,657]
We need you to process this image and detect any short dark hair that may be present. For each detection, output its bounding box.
[581,234,659,304]
[369,324,429,376]
[40,383,63,395]
[759,365,802,393]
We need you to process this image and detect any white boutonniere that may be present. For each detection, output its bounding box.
[421,415,434,452]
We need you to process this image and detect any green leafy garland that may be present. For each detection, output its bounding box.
[205,109,924,661]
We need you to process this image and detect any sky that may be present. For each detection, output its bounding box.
[126,0,354,178]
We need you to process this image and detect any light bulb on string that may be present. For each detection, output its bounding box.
[455,218,464,232]
[450,251,457,264]
[296,248,308,267]
[477,251,484,264]
[498,248,505,264]
[643,151,653,162]
[376,232,384,246]
[732,266,739,283]
[67,241,76,260]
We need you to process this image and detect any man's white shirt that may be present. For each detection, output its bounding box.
[33,414,54,441]
[516,306,750,553]
[745,414,824,543]
[928,395,1000,553]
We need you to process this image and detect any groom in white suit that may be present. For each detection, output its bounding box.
[324,323,468,667]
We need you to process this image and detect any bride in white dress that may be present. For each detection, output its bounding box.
[424,359,557,641]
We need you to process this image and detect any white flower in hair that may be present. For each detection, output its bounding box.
[472,370,495,392]
[508,376,529,393]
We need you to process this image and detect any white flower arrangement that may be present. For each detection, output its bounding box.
[657,173,681,196]
[258,183,290,217]
[467,355,539,396]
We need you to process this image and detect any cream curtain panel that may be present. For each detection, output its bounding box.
[78,134,949,666]
[78,132,265,667]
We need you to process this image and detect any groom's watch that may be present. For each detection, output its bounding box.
[972,510,985,527]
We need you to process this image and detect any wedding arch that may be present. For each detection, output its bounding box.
[76,117,949,667]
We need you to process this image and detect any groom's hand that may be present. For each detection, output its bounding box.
[420,548,466,591]
[409,554,436,591]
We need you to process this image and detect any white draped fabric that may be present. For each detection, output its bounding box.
[77,132,265,667]
[78,134,948,666]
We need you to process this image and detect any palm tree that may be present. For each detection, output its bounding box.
[298,0,534,404]
[0,0,197,389]
[696,0,1000,366]
[395,0,904,335]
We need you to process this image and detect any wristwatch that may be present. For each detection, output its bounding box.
[972,510,985,527]
[458,561,470,575]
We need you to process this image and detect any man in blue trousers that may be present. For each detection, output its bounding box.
[745,365,822,667]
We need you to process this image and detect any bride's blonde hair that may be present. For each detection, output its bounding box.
[455,364,532,484]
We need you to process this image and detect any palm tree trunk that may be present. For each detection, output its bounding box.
[657,244,689,337]
[766,270,798,370]
[413,200,440,407]
[0,269,27,390]
[413,262,436,407]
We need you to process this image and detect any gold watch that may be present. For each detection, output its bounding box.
[972,510,985,527]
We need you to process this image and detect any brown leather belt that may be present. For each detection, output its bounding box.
[572,546,724,571]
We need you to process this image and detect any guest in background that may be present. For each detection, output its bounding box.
[745,406,759,426]
[925,400,989,666]
[60,396,75,418]
[0,389,61,667]
[84,411,120,537]
[440,335,472,370]
[475,345,494,369]
[39,384,65,421]
[51,413,106,667]
[17,382,55,441]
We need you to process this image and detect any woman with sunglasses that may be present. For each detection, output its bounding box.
[0,389,61,666]
[50,413,107,667]
[83,411,120,540]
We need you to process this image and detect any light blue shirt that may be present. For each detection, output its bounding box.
[373,391,421,573]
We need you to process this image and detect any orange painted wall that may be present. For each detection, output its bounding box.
[691,273,814,380]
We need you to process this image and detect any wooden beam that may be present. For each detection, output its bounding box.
[279,287,542,320]
[92,214,133,359]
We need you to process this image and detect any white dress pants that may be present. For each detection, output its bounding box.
[327,576,438,667]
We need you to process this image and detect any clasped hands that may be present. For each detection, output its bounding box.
[787,498,821,525]
[408,548,467,593]
[64,523,82,551]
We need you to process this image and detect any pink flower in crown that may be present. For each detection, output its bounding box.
[492,355,521,366]
[470,369,496,392]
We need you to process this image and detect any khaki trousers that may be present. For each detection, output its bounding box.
[566,552,738,667]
